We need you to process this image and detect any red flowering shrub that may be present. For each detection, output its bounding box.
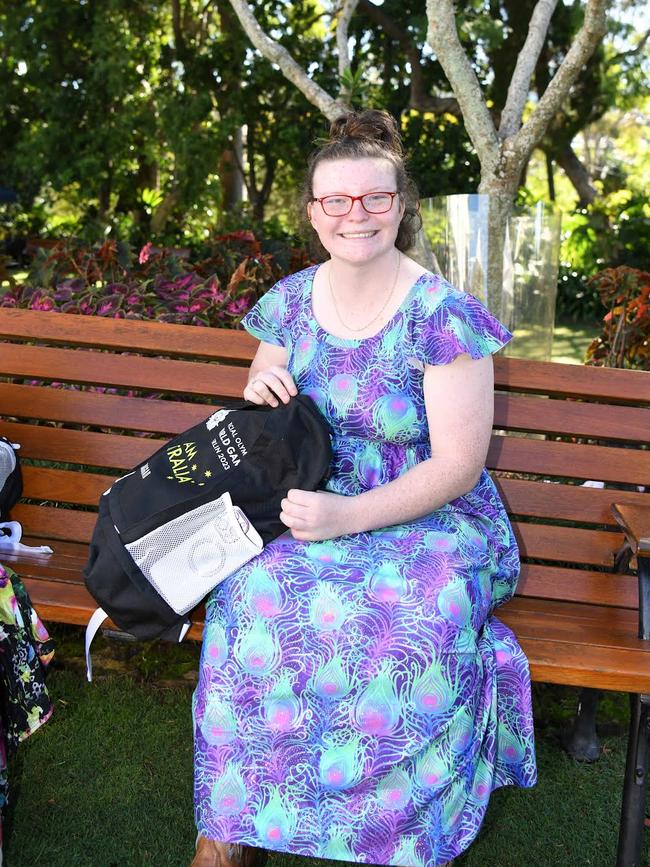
[585,266,650,370]
[1,234,313,327]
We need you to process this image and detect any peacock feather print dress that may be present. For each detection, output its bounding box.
[193,265,536,866]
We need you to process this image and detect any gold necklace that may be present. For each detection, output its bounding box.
[328,252,401,334]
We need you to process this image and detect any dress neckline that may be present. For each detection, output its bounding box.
[305,263,431,346]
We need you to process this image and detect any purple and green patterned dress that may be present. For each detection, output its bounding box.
[193,265,536,866]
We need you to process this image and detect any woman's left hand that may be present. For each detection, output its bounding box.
[280,489,356,541]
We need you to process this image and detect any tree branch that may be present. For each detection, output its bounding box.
[611,26,650,64]
[358,0,461,116]
[227,0,350,121]
[512,0,609,164]
[337,0,359,82]
[425,0,500,175]
[554,143,598,206]
[499,0,559,139]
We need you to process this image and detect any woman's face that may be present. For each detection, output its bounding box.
[308,157,404,266]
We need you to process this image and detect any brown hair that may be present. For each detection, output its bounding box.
[301,109,422,255]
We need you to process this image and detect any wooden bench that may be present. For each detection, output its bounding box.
[1,306,649,865]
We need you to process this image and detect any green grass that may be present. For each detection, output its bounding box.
[4,637,645,867]
[552,319,600,365]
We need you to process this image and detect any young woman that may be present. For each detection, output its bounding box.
[191,110,536,867]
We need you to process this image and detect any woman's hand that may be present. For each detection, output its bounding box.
[280,489,357,541]
[244,365,297,407]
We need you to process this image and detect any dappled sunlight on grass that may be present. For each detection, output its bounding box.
[552,320,600,365]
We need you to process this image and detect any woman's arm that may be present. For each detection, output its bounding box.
[280,353,494,541]
[243,341,296,407]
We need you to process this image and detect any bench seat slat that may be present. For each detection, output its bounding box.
[504,634,650,692]
[22,575,650,692]
[0,382,215,433]
[0,344,248,397]
[23,577,205,641]
[1,541,89,582]
[0,307,257,363]
[10,500,626,568]
[502,596,639,641]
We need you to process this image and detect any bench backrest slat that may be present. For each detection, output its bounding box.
[0,383,215,432]
[514,522,621,567]
[519,564,637,609]
[0,307,257,362]
[0,344,248,397]
[1,420,165,468]
[495,478,647,526]
[488,435,649,486]
[494,393,650,443]
[21,466,115,505]
[494,356,650,404]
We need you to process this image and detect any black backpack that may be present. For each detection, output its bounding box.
[83,395,332,668]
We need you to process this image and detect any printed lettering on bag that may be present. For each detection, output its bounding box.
[210,421,249,472]
[165,442,209,486]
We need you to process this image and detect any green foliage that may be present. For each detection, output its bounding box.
[556,193,650,320]
[585,266,650,369]
[0,0,331,245]
[1,0,648,275]
[401,111,481,198]
[0,233,312,327]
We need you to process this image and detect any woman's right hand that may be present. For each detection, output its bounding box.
[243,366,298,407]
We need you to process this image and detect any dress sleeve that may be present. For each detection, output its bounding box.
[413,287,512,366]
[241,280,286,347]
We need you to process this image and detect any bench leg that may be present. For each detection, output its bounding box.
[563,687,602,761]
[616,693,649,867]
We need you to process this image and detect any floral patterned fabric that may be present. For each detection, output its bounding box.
[193,266,536,866]
[0,563,55,856]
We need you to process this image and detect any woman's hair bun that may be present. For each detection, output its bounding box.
[328,109,403,156]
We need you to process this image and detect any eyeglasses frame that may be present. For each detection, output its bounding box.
[310,191,399,217]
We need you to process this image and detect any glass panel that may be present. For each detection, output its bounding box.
[413,194,561,361]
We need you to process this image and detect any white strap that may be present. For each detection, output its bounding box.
[0,520,53,555]
[85,607,109,682]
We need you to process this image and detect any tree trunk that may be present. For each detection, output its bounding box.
[220,128,245,211]
[477,169,520,326]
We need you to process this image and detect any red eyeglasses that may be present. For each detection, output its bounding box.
[311,191,398,217]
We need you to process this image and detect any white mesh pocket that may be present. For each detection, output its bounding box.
[125,492,263,614]
[0,440,16,488]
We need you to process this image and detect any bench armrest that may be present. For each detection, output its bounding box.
[612,501,650,640]
[612,502,650,556]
